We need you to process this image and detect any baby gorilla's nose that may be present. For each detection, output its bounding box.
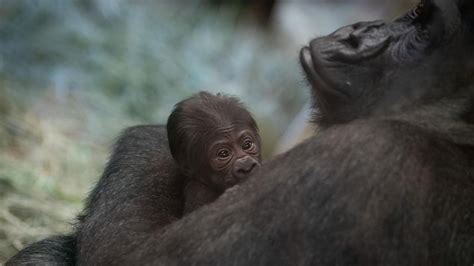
[233,156,259,180]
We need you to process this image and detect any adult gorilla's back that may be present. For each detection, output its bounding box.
[8,0,474,265]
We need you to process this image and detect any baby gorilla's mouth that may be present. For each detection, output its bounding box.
[226,162,260,188]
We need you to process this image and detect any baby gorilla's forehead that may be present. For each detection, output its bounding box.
[206,126,257,144]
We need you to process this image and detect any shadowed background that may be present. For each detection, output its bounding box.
[0,0,416,262]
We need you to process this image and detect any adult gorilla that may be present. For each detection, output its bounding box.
[7,0,474,265]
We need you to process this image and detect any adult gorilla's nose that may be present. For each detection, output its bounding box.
[311,20,390,64]
[233,157,259,179]
[331,20,385,41]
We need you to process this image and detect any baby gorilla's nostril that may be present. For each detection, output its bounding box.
[238,161,257,174]
[233,158,259,180]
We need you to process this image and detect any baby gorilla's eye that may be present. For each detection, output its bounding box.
[242,140,254,151]
[217,149,231,159]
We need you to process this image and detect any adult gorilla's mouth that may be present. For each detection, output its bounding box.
[299,47,349,99]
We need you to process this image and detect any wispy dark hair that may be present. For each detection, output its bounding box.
[167,91,258,171]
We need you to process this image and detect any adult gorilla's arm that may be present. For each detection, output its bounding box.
[76,125,184,265]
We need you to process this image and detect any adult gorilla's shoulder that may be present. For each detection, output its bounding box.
[143,117,472,265]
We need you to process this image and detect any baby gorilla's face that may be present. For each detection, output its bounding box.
[205,126,261,192]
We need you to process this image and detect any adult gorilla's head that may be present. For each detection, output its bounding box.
[301,0,474,127]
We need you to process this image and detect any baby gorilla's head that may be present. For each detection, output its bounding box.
[167,91,261,192]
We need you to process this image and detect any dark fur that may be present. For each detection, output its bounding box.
[167,91,258,172]
[182,180,220,214]
[167,92,261,214]
[7,0,474,265]
[6,235,75,266]
[75,125,184,265]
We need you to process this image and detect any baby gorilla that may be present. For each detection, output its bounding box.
[167,92,262,214]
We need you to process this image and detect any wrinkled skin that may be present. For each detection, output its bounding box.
[206,127,260,190]
[182,125,261,214]
[7,0,474,265]
[301,0,474,126]
[166,92,261,214]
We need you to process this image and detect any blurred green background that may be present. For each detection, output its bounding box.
[0,0,416,262]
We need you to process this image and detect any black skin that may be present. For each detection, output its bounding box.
[166,92,261,214]
[7,0,474,265]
